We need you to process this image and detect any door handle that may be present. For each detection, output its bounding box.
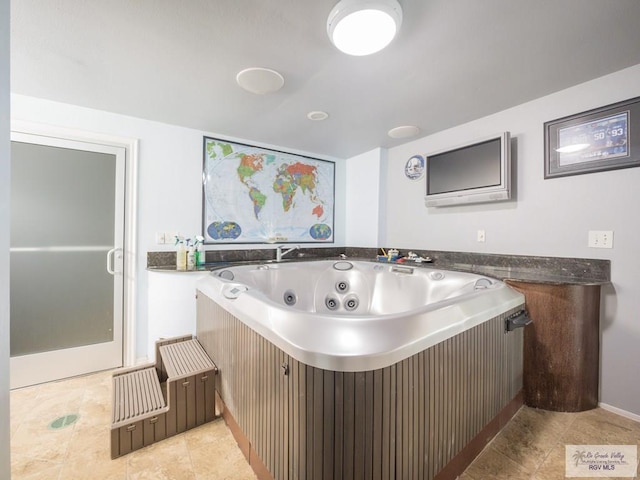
[106,248,122,275]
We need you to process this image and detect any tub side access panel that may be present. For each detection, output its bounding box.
[196,292,525,480]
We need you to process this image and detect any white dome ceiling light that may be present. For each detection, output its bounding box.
[327,0,403,56]
[236,67,285,95]
[307,111,329,121]
[388,125,420,139]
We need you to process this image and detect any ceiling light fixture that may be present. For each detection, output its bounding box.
[236,67,285,95]
[307,111,329,121]
[388,125,420,139]
[327,0,403,56]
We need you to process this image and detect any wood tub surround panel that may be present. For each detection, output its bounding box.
[196,292,525,480]
[505,280,600,412]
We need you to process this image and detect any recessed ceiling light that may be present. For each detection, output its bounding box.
[388,125,420,139]
[236,67,285,95]
[307,111,329,121]
[327,0,403,56]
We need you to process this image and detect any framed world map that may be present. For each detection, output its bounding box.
[202,137,335,244]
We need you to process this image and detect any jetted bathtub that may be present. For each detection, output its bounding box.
[195,259,527,479]
[196,259,525,371]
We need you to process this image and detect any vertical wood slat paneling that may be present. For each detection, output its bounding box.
[312,367,323,480]
[305,365,314,480]
[389,365,396,479]
[343,372,354,480]
[354,371,365,479]
[196,295,524,480]
[372,369,383,480]
[290,357,299,478]
[323,370,334,480]
[333,371,344,480]
[401,359,409,479]
[364,370,374,480]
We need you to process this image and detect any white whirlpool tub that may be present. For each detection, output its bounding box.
[196,259,525,372]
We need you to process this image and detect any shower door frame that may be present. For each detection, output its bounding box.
[9,123,138,388]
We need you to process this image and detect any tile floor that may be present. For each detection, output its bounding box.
[10,369,256,479]
[10,370,640,479]
[461,405,639,480]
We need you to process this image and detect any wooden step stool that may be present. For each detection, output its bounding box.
[110,335,217,458]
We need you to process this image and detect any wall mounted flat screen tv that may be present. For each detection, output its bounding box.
[424,132,511,207]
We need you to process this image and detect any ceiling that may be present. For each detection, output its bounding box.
[10,0,640,160]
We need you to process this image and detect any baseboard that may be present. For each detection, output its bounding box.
[599,402,640,423]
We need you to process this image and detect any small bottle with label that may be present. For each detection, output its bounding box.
[187,245,196,270]
[176,236,187,270]
[196,243,205,267]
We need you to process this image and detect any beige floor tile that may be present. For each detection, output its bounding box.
[457,474,475,480]
[77,396,112,426]
[16,392,74,421]
[127,434,196,480]
[11,419,74,464]
[10,452,63,480]
[66,422,113,461]
[490,406,575,473]
[561,408,640,446]
[190,442,256,480]
[463,445,532,480]
[59,456,127,480]
[10,385,41,411]
[529,445,567,480]
[185,418,235,451]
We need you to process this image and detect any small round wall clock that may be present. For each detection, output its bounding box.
[404,155,425,180]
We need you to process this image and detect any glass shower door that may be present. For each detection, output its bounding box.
[10,133,125,388]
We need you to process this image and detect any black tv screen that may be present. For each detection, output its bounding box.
[424,132,511,207]
[427,138,501,195]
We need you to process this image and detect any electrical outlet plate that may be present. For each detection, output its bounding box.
[477,230,486,242]
[155,231,166,244]
[588,230,614,249]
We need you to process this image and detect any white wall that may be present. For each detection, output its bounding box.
[379,64,640,416]
[11,95,346,361]
[0,0,11,476]
[345,147,385,247]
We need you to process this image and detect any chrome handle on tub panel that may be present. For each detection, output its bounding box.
[505,310,532,332]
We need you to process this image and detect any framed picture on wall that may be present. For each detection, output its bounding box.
[202,137,335,244]
[544,96,640,179]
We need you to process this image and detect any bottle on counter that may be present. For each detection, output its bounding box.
[187,244,196,270]
[175,236,187,270]
[195,235,205,267]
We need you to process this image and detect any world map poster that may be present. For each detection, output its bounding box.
[202,137,335,244]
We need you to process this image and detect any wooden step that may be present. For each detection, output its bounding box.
[159,338,215,379]
[110,335,218,459]
[112,367,166,427]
